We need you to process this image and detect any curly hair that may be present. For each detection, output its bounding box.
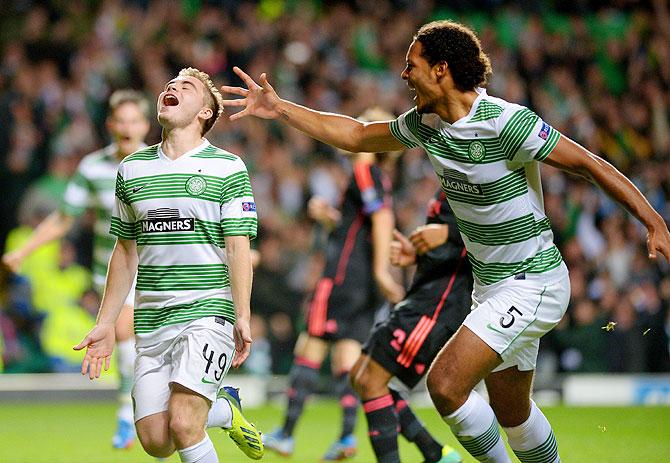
[178,67,224,135]
[414,20,492,92]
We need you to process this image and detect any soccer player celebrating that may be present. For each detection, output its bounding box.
[351,190,472,463]
[222,20,670,463]
[2,90,150,449]
[74,68,263,463]
[263,108,405,461]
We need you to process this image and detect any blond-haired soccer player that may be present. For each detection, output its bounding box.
[222,21,670,463]
[3,89,150,449]
[75,68,263,462]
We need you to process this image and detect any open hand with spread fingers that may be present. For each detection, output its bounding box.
[220,66,282,121]
[73,323,116,380]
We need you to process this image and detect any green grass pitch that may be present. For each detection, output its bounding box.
[1,401,669,462]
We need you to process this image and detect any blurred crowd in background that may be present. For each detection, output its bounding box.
[1,0,669,384]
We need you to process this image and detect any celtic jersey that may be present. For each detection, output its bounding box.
[110,140,257,346]
[390,89,563,286]
[61,144,146,292]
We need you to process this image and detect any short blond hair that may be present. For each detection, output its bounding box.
[178,67,224,135]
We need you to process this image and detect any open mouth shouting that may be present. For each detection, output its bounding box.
[162,93,180,107]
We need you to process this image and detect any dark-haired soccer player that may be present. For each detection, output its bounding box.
[351,190,471,463]
[222,19,670,463]
[263,108,405,461]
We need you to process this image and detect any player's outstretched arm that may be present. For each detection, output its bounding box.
[543,136,670,261]
[2,211,75,273]
[74,238,138,379]
[221,66,405,154]
[225,235,253,368]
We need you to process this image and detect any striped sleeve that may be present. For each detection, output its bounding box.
[219,160,257,239]
[500,107,561,162]
[389,108,421,149]
[110,167,137,240]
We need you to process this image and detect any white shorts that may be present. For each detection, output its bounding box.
[124,278,136,307]
[463,263,569,372]
[132,316,235,422]
[94,277,136,307]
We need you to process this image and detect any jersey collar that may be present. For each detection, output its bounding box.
[158,138,210,162]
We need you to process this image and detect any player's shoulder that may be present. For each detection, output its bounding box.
[121,144,160,164]
[79,145,115,167]
[473,94,537,138]
[193,144,241,162]
[196,144,249,176]
[490,95,534,121]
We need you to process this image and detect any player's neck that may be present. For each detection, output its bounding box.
[161,126,204,160]
[435,89,479,124]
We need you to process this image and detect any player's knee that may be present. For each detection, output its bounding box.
[426,367,463,413]
[349,367,367,396]
[168,414,200,448]
[137,433,173,458]
[488,395,530,427]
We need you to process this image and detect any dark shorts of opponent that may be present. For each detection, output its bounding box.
[306,277,379,343]
[362,272,472,389]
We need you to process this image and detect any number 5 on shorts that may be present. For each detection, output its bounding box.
[499,306,522,328]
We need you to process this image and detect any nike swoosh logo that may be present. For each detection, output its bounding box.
[486,323,505,334]
[132,184,148,193]
[201,377,216,385]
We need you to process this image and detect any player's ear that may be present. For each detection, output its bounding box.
[199,107,213,121]
[434,61,448,79]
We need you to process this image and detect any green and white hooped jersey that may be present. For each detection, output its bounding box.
[110,140,257,346]
[61,144,148,292]
[390,89,563,286]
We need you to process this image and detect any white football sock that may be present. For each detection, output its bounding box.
[178,435,218,463]
[504,400,560,463]
[443,390,511,462]
[206,397,233,429]
[116,338,136,422]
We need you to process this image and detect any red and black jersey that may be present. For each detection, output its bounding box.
[306,161,392,342]
[321,161,392,287]
[408,190,467,293]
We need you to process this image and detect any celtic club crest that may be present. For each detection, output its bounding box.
[468,140,485,162]
[185,176,207,196]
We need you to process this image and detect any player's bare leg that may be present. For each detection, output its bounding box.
[487,368,560,463]
[351,354,393,400]
[136,412,174,458]
[136,384,221,462]
[427,326,511,462]
[112,303,137,449]
[263,333,329,456]
[486,367,533,427]
[168,384,218,462]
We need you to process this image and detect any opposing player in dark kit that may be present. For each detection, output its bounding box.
[263,109,405,461]
[351,190,472,463]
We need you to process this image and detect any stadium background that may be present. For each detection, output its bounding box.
[0,0,669,462]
